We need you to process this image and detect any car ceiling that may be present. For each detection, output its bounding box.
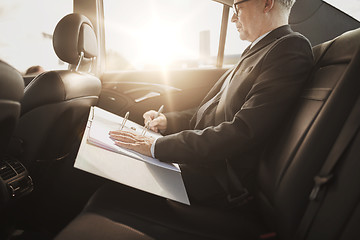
[213,0,232,6]
[290,0,360,45]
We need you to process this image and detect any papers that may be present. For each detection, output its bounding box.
[74,107,189,205]
[87,107,180,172]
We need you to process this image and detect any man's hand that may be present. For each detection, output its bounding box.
[143,110,167,133]
[109,130,154,157]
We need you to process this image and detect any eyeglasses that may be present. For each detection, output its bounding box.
[232,0,251,16]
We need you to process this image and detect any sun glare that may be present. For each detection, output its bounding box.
[135,21,185,68]
[104,0,223,71]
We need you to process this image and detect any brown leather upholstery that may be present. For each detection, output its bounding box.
[0,60,24,153]
[56,28,360,240]
[53,13,98,65]
[256,28,360,239]
[12,13,101,164]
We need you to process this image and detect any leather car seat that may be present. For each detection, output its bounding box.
[0,60,24,154]
[0,61,29,208]
[11,13,101,165]
[55,28,360,240]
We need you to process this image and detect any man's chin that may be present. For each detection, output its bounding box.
[238,32,248,41]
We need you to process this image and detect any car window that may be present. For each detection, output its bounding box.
[325,0,360,21]
[104,0,226,71]
[0,0,72,74]
[224,10,249,67]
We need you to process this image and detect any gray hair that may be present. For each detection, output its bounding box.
[276,0,296,10]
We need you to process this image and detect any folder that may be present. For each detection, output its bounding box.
[74,106,190,205]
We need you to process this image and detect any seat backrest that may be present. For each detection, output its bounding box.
[0,61,24,154]
[303,102,360,240]
[256,28,360,239]
[13,13,101,164]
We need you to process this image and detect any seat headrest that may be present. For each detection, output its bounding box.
[313,28,360,65]
[0,60,24,102]
[53,13,98,65]
[21,70,101,115]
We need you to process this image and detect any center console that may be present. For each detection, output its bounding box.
[0,156,33,206]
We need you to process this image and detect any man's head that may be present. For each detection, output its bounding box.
[231,0,296,42]
[276,0,296,11]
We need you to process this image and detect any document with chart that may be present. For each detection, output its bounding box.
[74,106,190,205]
[87,107,179,171]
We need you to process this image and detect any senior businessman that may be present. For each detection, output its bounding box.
[110,0,314,207]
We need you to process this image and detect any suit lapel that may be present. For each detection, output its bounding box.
[198,67,233,106]
[189,67,234,127]
[191,25,293,129]
[227,25,293,81]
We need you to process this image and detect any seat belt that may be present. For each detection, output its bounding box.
[215,159,252,207]
[295,96,360,240]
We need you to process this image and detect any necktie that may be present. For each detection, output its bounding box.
[195,69,234,126]
[241,44,251,57]
[195,45,252,126]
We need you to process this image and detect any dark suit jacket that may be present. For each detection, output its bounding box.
[155,25,314,173]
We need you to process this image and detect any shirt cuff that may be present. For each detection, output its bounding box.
[150,138,158,158]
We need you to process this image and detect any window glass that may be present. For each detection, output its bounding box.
[104,0,223,71]
[0,0,73,74]
[325,0,360,21]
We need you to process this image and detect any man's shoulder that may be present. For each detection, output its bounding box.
[284,31,311,43]
[254,25,312,55]
[255,27,314,65]
[269,29,312,54]
[269,25,311,45]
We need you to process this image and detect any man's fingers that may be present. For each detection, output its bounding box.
[109,131,133,139]
[109,133,136,143]
[148,118,160,127]
[148,118,160,132]
[110,131,147,143]
[143,110,157,118]
[112,134,154,157]
[114,140,140,150]
[114,140,152,157]
[143,110,157,124]
[109,130,138,139]
[109,130,121,135]
[150,126,159,133]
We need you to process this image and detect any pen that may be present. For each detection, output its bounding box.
[141,105,164,136]
[154,105,164,119]
[120,111,129,130]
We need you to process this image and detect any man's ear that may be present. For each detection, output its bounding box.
[264,0,275,13]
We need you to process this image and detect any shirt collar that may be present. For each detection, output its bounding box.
[249,31,271,49]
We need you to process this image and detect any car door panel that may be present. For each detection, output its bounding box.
[98,68,228,124]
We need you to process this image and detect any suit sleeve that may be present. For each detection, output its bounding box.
[163,108,196,134]
[155,36,314,164]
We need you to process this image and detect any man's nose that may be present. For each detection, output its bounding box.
[231,13,237,22]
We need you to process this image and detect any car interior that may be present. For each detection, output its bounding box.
[1,0,360,239]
